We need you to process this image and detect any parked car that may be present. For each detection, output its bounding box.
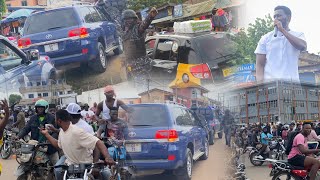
[0,35,56,99]
[125,103,209,180]
[195,107,223,139]
[19,5,122,73]
[145,31,237,82]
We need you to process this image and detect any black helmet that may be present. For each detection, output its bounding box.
[122,9,138,20]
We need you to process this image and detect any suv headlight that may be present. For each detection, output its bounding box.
[19,153,32,162]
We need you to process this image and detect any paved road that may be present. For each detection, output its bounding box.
[0,137,232,180]
[243,153,273,180]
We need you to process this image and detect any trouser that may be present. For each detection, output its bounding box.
[258,144,269,156]
[225,128,231,146]
[54,156,111,180]
[49,152,59,165]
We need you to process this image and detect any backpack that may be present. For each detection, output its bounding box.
[285,131,300,155]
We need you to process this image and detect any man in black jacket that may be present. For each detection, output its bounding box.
[17,99,59,165]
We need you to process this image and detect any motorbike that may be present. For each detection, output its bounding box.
[104,137,132,180]
[268,158,320,180]
[249,137,286,166]
[57,137,132,180]
[0,127,30,159]
[55,162,110,180]
[15,140,54,180]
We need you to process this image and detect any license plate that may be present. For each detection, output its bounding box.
[125,143,141,152]
[44,43,58,52]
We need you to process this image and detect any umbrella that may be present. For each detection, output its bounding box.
[1,9,34,24]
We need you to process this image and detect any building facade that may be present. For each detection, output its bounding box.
[225,80,320,124]
[19,79,74,105]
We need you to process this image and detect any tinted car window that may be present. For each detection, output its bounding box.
[0,41,22,71]
[23,9,78,35]
[88,7,102,22]
[78,7,95,23]
[127,106,168,126]
[173,107,194,126]
[194,34,236,63]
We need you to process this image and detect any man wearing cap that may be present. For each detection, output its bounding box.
[67,103,94,135]
[95,85,130,123]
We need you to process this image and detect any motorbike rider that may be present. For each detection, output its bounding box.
[41,109,115,180]
[16,99,59,165]
[12,106,26,132]
[0,99,10,175]
[119,7,158,79]
[256,126,273,159]
[287,122,320,180]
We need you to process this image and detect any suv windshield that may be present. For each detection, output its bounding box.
[0,41,22,71]
[127,105,169,127]
[23,8,78,35]
[194,34,236,63]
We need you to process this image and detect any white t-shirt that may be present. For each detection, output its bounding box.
[75,119,94,135]
[255,30,306,82]
[58,124,99,165]
[81,110,95,122]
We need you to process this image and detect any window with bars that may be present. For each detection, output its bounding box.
[311,102,318,108]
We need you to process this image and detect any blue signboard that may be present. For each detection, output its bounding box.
[237,64,255,72]
[140,8,149,21]
[174,4,183,17]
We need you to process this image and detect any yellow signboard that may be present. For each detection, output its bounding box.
[222,66,237,77]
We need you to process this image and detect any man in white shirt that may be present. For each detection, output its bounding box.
[81,103,95,123]
[41,110,114,180]
[255,6,307,83]
[67,103,94,135]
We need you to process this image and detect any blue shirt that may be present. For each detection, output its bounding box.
[261,132,273,145]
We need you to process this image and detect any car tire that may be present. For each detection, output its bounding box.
[173,148,193,180]
[209,130,214,145]
[200,140,209,160]
[92,42,107,73]
[113,37,123,55]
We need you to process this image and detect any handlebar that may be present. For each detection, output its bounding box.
[54,162,118,170]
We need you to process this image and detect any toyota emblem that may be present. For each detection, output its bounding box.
[46,34,53,39]
[128,132,136,138]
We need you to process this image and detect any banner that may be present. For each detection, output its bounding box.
[173,4,183,17]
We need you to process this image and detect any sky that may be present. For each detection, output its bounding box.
[242,0,320,54]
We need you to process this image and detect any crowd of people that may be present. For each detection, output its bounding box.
[0,85,134,179]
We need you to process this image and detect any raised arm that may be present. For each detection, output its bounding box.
[138,7,158,34]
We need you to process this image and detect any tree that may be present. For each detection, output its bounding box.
[9,94,22,106]
[127,0,185,11]
[231,14,274,65]
[0,0,6,18]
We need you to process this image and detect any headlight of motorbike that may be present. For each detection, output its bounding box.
[20,153,32,163]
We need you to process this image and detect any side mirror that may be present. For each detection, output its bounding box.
[26,49,40,61]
